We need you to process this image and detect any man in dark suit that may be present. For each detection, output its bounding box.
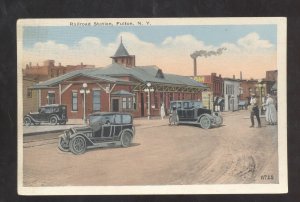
[250,94,261,128]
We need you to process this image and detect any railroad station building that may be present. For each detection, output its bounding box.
[31,40,208,119]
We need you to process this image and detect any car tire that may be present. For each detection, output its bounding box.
[24,117,31,126]
[50,116,58,125]
[199,115,211,129]
[121,131,132,147]
[69,136,86,155]
[214,116,223,126]
[58,136,69,152]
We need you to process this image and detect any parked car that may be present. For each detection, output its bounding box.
[58,112,135,155]
[168,100,223,129]
[23,104,68,126]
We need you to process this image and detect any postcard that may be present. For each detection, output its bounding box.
[17,17,287,195]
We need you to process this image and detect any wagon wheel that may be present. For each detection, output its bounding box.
[50,116,58,125]
[69,136,86,155]
[199,115,211,129]
[58,136,69,152]
[24,117,31,126]
[121,131,132,147]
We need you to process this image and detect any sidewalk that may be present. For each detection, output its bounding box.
[22,116,169,135]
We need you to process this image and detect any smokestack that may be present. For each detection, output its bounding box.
[193,58,197,76]
[190,47,226,77]
[240,71,243,80]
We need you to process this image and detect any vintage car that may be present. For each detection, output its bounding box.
[169,100,223,129]
[23,104,68,126]
[58,112,135,155]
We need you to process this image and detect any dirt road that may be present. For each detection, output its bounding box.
[23,110,278,186]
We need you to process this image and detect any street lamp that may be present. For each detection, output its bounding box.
[144,82,154,120]
[80,82,90,124]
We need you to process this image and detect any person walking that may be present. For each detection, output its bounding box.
[169,106,178,125]
[160,103,166,120]
[263,94,277,125]
[250,94,261,128]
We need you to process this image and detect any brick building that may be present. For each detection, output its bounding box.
[192,73,223,111]
[31,40,208,119]
[23,60,95,81]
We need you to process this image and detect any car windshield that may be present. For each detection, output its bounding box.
[89,114,115,125]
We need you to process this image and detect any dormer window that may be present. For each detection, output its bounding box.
[156,69,165,79]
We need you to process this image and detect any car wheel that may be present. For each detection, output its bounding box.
[50,116,58,125]
[199,115,211,129]
[69,136,86,155]
[215,116,223,126]
[24,117,31,126]
[121,131,132,147]
[58,136,69,152]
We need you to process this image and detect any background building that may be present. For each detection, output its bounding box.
[23,60,95,81]
[23,77,39,115]
[223,78,240,111]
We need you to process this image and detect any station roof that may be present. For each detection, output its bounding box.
[33,63,207,89]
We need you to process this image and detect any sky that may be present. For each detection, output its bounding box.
[22,25,277,79]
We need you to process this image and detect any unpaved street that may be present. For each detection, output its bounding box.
[23,110,278,186]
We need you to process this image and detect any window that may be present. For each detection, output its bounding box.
[72,92,78,111]
[48,93,55,104]
[93,90,101,111]
[122,115,132,124]
[122,97,133,109]
[133,94,137,110]
[183,102,189,109]
[115,114,122,124]
[27,88,32,98]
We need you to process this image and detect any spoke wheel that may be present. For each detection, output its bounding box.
[24,117,31,126]
[200,115,211,129]
[50,116,58,125]
[121,131,132,147]
[58,137,69,152]
[69,136,86,155]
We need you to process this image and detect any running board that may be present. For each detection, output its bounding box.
[87,141,122,149]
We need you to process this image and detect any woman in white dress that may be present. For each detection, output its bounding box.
[264,94,277,125]
[160,103,166,120]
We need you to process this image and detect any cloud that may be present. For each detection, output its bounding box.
[22,31,276,79]
[237,32,273,50]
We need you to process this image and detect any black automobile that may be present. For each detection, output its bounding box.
[58,112,135,155]
[24,104,68,126]
[169,100,223,129]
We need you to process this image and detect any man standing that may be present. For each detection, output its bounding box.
[250,94,261,128]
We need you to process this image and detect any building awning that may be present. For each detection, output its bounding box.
[111,90,134,96]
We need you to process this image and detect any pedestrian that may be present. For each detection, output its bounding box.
[160,103,165,120]
[169,106,178,125]
[249,94,261,128]
[263,94,277,125]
